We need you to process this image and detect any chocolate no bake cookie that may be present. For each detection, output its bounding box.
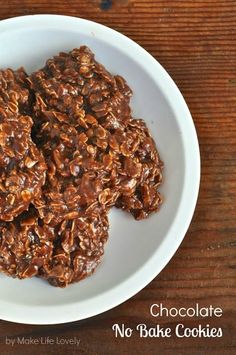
[0,46,163,287]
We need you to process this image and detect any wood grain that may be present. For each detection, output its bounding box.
[0,1,236,354]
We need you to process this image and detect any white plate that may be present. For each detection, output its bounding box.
[0,15,200,324]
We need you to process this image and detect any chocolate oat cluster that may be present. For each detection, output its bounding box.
[0,46,163,287]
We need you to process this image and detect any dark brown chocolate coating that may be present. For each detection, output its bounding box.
[0,69,47,221]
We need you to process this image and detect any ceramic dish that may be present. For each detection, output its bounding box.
[0,15,200,324]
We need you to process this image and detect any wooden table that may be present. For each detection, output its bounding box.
[0,1,235,354]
